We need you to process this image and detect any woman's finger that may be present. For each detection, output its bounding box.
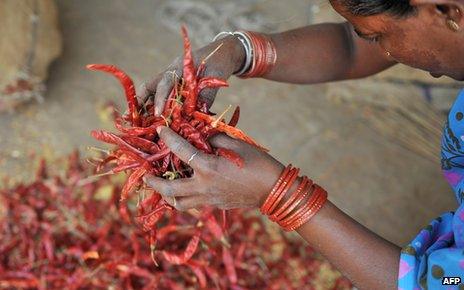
[171,196,206,211]
[137,76,160,104]
[153,72,175,116]
[208,133,242,150]
[157,126,210,168]
[143,175,197,197]
[197,67,223,108]
[154,64,182,116]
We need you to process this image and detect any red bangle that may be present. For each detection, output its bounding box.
[281,185,327,231]
[283,187,327,231]
[270,176,310,222]
[260,165,328,231]
[267,167,299,215]
[260,165,292,214]
[238,31,277,78]
[279,183,319,226]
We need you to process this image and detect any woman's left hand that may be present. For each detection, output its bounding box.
[143,126,284,211]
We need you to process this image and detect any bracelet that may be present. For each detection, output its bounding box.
[270,176,312,222]
[267,167,299,216]
[260,164,292,215]
[231,31,254,76]
[283,187,327,231]
[238,31,277,78]
[279,185,322,228]
[260,165,328,231]
[212,31,253,76]
[212,30,277,77]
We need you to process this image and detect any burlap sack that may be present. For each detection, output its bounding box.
[0,0,62,112]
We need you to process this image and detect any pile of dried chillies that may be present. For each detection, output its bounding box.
[85,26,267,271]
[0,154,352,289]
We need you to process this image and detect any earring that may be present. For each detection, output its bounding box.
[447,19,460,32]
[386,51,391,57]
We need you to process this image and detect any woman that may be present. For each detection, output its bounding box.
[141,1,464,289]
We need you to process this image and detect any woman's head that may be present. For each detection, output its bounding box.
[330,0,464,80]
[342,1,416,17]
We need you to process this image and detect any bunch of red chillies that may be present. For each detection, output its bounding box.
[86,27,266,271]
[0,154,352,289]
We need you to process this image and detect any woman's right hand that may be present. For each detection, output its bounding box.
[144,127,285,211]
[138,35,245,116]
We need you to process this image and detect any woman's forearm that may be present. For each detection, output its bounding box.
[265,23,396,84]
[297,201,400,290]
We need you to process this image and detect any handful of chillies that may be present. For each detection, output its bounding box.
[86,26,266,273]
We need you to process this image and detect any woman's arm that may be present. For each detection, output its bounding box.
[266,22,397,83]
[144,127,401,290]
[141,22,396,115]
[297,201,400,290]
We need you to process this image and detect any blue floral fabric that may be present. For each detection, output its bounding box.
[398,90,464,289]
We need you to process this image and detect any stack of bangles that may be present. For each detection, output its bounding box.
[260,165,328,231]
[213,30,277,78]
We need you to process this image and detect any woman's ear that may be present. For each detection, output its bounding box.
[411,0,463,31]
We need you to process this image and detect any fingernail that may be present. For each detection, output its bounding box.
[154,107,160,116]
[156,126,165,134]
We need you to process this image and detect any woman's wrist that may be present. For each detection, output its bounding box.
[212,31,277,77]
[213,35,246,75]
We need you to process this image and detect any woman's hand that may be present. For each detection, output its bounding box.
[143,126,284,211]
[138,36,245,116]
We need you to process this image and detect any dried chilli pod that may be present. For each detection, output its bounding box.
[186,260,207,288]
[160,231,201,265]
[95,155,118,172]
[120,135,160,154]
[180,25,198,116]
[130,232,141,264]
[87,64,141,126]
[91,130,150,159]
[193,111,267,150]
[115,117,165,136]
[145,147,171,162]
[137,206,167,233]
[157,225,195,240]
[161,154,171,173]
[228,106,240,127]
[222,246,238,285]
[121,167,147,202]
[172,155,184,177]
[197,77,229,92]
[216,148,244,168]
[180,122,212,153]
[221,209,228,231]
[205,215,230,247]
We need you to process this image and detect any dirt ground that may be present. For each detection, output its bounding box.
[0,0,460,248]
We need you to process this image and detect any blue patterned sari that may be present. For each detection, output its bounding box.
[398,90,464,289]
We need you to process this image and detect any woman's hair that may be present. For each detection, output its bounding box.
[342,0,416,17]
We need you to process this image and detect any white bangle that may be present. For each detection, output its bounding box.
[232,31,253,76]
[212,31,253,76]
[212,31,234,42]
